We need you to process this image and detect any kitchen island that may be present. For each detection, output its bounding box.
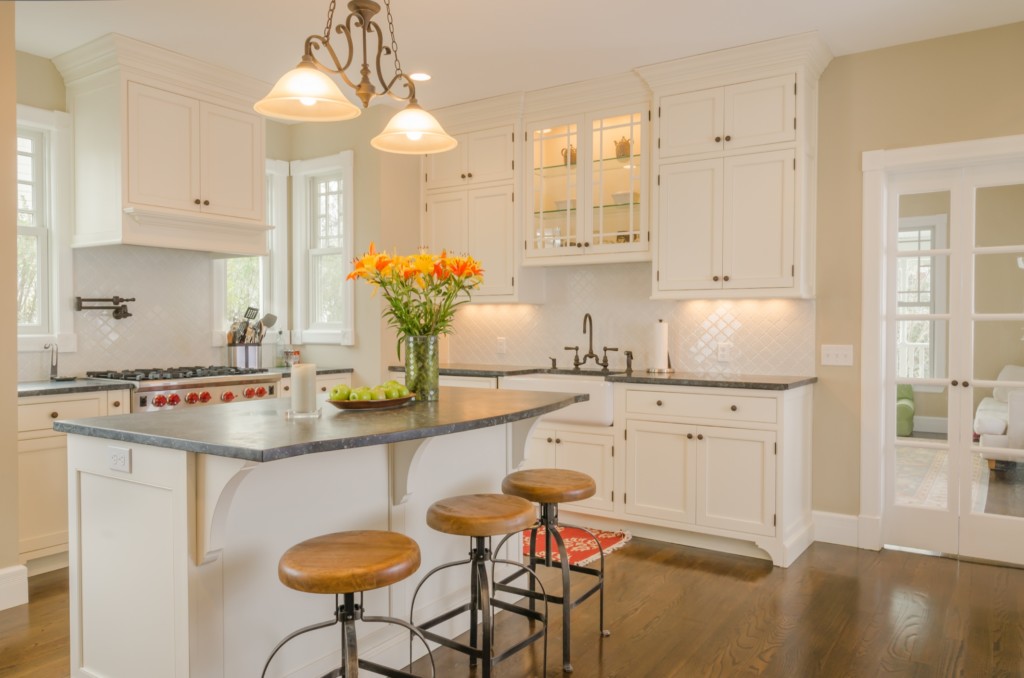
[54,387,584,678]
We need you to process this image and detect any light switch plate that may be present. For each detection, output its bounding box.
[821,344,854,366]
[717,341,733,362]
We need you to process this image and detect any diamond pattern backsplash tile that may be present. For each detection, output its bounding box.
[450,263,815,376]
[18,246,223,381]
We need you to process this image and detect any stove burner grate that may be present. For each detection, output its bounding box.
[87,366,270,382]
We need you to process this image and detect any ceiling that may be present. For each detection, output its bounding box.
[15,0,1024,111]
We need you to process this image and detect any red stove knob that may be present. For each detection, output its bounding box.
[185,392,200,405]
[243,387,256,399]
[255,386,268,398]
[199,391,212,403]
[167,393,181,406]
[221,391,235,402]
[153,394,168,408]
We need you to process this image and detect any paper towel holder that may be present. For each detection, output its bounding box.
[647,319,675,374]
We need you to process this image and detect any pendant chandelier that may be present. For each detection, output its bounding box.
[255,0,457,155]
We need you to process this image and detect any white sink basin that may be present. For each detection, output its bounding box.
[499,372,614,426]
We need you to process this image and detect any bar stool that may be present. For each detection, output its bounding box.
[411,493,549,678]
[261,530,434,678]
[495,469,610,673]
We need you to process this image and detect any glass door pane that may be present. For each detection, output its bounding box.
[531,123,579,254]
[590,112,643,250]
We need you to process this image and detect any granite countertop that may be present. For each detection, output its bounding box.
[18,379,136,397]
[269,366,354,378]
[53,387,586,463]
[606,372,817,390]
[389,362,816,390]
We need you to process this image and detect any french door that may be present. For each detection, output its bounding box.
[883,160,1024,565]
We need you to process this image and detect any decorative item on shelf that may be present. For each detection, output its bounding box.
[615,136,631,159]
[561,145,577,165]
[254,0,457,155]
[347,243,484,401]
[75,295,134,319]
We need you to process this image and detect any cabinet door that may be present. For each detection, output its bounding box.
[200,102,264,221]
[659,87,725,158]
[657,159,722,291]
[425,190,468,254]
[126,82,200,212]
[723,75,796,152]
[624,420,696,524]
[722,149,795,290]
[696,426,776,536]
[589,111,646,253]
[553,429,615,513]
[467,185,514,297]
[465,126,514,184]
[423,137,467,189]
[527,118,583,258]
[523,425,557,469]
[18,434,69,558]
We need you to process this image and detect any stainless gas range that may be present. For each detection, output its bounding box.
[86,366,281,413]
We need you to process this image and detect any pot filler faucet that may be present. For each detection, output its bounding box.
[44,343,58,380]
[564,313,618,370]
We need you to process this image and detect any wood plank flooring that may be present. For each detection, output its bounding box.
[5,539,1024,677]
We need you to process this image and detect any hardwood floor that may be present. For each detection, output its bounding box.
[5,539,1024,677]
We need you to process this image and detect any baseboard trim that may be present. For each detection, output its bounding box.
[0,564,29,611]
[812,511,860,548]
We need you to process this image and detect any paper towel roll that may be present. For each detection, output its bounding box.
[652,321,669,371]
[292,363,318,413]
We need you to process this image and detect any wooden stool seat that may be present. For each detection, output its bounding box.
[502,468,596,505]
[278,530,420,595]
[426,493,536,537]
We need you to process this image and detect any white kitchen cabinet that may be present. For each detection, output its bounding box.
[657,149,795,293]
[524,108,648,265]
[640,34,830,299]
[658,75,796,159]
[425,184,514,298]
[128,82,263,221]
[523,422,615,514]
[55,34,271,257]
[606,382,812,567]
[423,125,515,190]
[17,389,130,572]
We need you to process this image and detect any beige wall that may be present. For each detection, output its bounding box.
[265,119,290,160]
[288,106,420,387]
[15,51,64,112]
[2,5,22,574]
[815,22,1024,514]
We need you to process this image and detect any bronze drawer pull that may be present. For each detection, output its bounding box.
[731,405,738,411]
[656,400,663,406]
[50,411,59,419]
[113,401,121,408]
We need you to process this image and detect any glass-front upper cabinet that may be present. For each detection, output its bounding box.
[526,108,648,264]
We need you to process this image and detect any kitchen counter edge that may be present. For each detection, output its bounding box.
[270,366,354,378]
[18,379,136,397]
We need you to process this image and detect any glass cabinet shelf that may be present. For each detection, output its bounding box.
[534,154,643,175]
[533,202,640,216]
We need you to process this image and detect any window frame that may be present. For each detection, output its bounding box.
[895,214,949,391]
[16,105,75,353]
[290,151,355,346]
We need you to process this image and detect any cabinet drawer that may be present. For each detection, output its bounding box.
[19,397,102,432]
[625,389,776,424]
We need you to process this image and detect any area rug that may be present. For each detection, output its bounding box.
[894,447,989,513]
[521,526,631,566]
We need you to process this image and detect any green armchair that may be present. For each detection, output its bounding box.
[896,384,915,437]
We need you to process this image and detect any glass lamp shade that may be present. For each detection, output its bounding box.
[254,58,361,122]
[370,103,458,155]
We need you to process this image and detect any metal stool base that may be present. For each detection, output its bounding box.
[261,592,434,678]
[411,536,548,678]
[494,501,609,673]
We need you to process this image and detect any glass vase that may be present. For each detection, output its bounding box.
[404,335,440,401]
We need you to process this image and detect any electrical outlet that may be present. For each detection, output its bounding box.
[821,344,855,366]
[717,341,733,362]
[496,337,507,354]
[108,446,132,473]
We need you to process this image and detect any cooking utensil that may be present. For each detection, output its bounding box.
[244,307,259,321]
[260,313,277,328]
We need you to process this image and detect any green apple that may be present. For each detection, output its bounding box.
[329,384,351,401]
[396,385,410,397]
[384,386,401,399]
[372,388,388,400]
[357,389,373,401]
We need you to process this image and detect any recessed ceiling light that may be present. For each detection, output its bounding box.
[409,73,431,82]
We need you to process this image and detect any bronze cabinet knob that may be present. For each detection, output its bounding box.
[713,276,720,281]
[725,135,732,141]
[547,437,553,443]
[203,200,210,206]
[697,433,704,440]
[656,400,663,406]
[951,380,959,386]
[723,275,730,281]
[284,385,290,391]
[963,381,970,387]
[194,199,201,205]
[730,405,738,411]
[320,386,327,391]
[467,172,473,178]
[715,136,722,142]
[113,401,121,408]
[50,411,59,419]
[555,438,562,444]
[687,433,693,439]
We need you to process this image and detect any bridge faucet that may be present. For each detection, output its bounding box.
[44,343,58,380]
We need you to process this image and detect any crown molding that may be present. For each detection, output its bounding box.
[524,70,651,121]
[432,92,525,134]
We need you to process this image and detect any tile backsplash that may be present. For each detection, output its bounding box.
[18,245,222,381]
[449,262,815,376]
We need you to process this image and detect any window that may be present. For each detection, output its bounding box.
[213,159,289,344]
[895,214,949,380]
[16,105,74,351]
[291,151,354,345]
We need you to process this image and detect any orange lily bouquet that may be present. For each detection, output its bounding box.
[347,243,484,350]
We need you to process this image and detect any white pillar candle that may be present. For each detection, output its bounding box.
[292,363,317,413]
